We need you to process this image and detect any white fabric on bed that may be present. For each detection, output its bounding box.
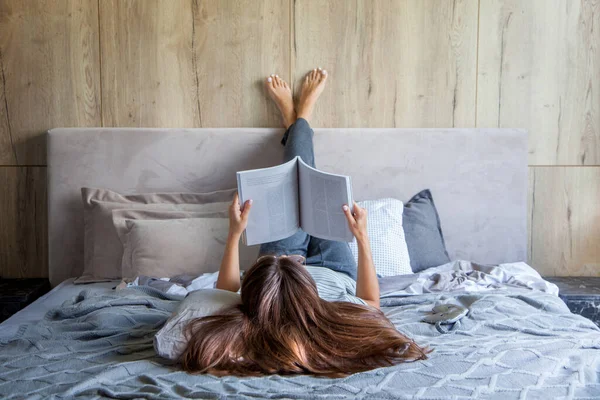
[123,260,558,300]
[123,266,369,306]
[154,289,242,360]
[378,260,559,297]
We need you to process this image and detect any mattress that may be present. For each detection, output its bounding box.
[1,261,599,399]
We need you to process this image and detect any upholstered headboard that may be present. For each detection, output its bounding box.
[47,128,528,287]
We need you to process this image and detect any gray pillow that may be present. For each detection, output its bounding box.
[79,187,235,283]
[403,189,450,273]
[112,209,259,280]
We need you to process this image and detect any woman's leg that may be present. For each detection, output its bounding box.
[258,74,315,258]
[258,119,314,257]
[260,69,356,281]
[281,118,315,166]
[306,238,357,280]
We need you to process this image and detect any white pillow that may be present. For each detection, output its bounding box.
[348,198,412,276]
[154,289,242,360]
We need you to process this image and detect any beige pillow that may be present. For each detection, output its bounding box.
[112,209,260,280]
[79,187,235,283]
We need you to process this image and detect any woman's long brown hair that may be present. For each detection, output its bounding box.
[180,257,431,377]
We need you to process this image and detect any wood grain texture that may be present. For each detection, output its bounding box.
[100,0,199,127]
[0,48,15,164]
[101,0,290,128]
[527,166,533,266]
[0,0,101,165]
[0,0,597,279]
[529,167,600,276]
[193,0,290,127]
[293,0,478,128]
[0,167,47,278]
[477,0,600,165]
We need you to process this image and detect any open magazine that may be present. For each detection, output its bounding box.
[236,156,354,245]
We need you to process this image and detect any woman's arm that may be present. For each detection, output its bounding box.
[342,202,380,309]
[215,193,252,292]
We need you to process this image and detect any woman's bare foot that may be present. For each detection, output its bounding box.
[265,74,296,129]
[297,67,328,122]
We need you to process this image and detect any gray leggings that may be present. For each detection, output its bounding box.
[257,118,358,280]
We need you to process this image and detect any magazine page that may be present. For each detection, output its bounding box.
[298,157,354,242]
[236,158,300,245]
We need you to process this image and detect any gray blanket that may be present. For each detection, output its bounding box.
[1,287,599,399]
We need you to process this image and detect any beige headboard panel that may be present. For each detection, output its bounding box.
[48,128,528,287]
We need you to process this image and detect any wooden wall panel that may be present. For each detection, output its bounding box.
[292,0,478,128]
[478,0,600,165]
[192,0,290,127]
[529,167,600,276]
[101,0,290,128]
[0,56,15,164]
[0,0,101,165]
[0,0,598,279]
[527,168,534,269]
[0,167,47,278]
[100,0,199,127]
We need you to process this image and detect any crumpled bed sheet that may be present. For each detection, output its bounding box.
[0,261,598,400]
[123,260,559,300]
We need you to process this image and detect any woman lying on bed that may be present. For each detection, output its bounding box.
[180,69,430,377]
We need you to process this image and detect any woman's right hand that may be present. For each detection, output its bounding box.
[229,192,252,237]
[342,201,368,242]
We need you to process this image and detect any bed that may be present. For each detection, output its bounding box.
[1,127,599,399]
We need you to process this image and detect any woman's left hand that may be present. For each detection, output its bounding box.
[229,192,253,237]
[342,201,368,242]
